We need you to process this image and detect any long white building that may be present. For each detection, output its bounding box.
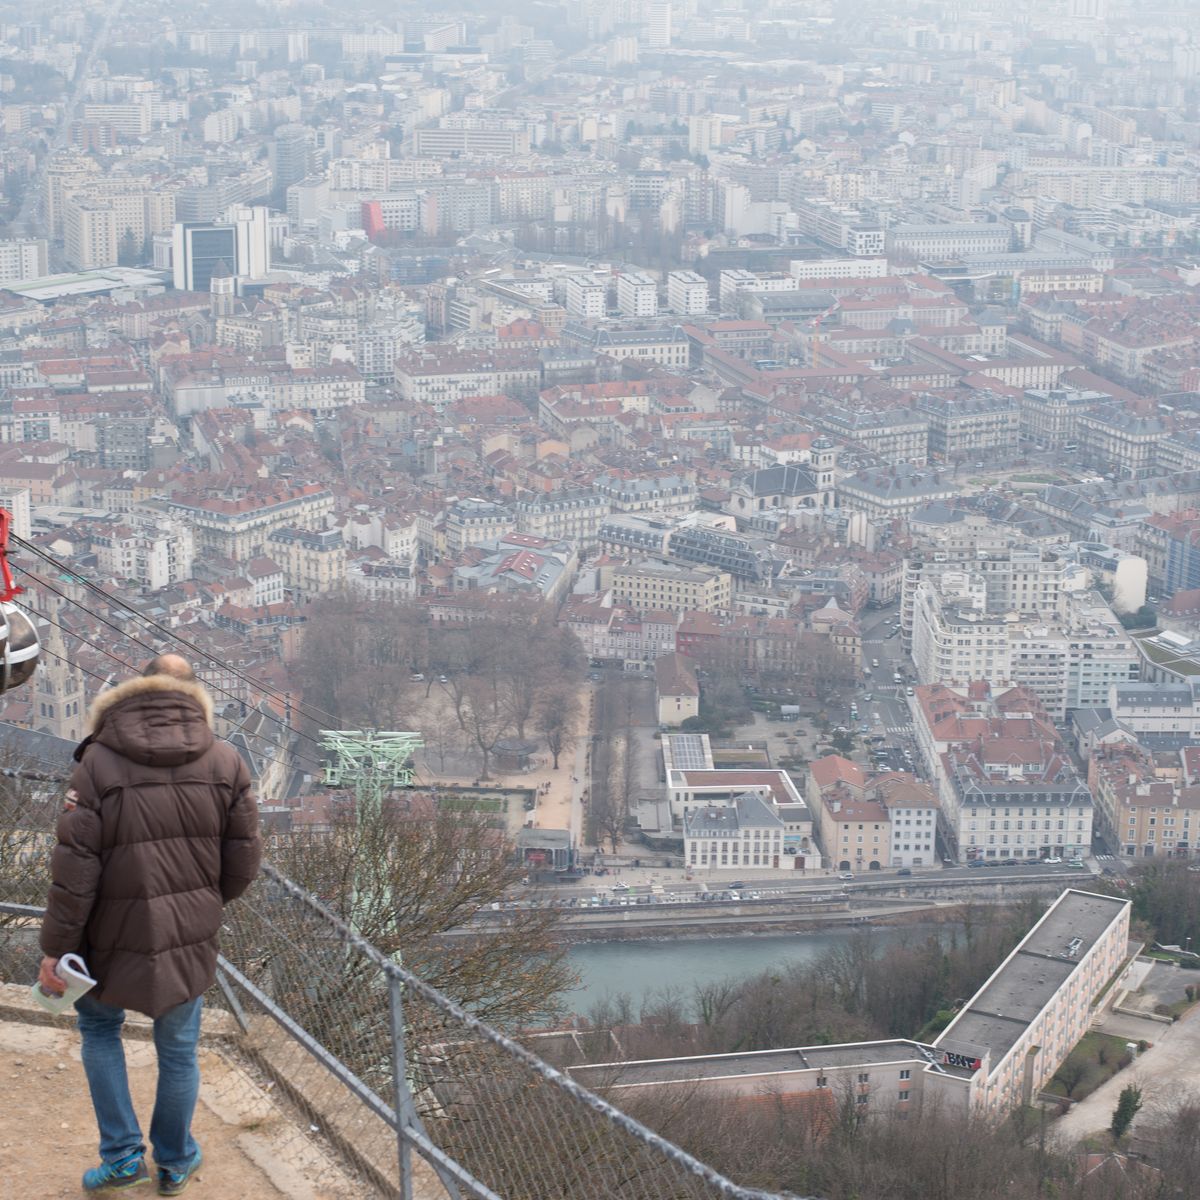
[571,890,1132,1124]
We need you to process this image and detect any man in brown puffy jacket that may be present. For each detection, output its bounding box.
[39,654,262,1195]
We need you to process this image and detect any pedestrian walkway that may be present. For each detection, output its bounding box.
[1053,1003,1200,1146]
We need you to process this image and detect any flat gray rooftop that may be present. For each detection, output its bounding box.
[934,889,1128,1069]
[569,1040,931,1089]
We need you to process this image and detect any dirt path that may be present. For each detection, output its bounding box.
[0,1017,359,1199]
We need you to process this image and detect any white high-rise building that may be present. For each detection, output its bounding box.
[667,269,709,316]
[910,573,1139,721]
[616,270,658,317]
[687,114,723,158]
[0,239,47,285]
[564,273,607,319]
[644,1,672,47]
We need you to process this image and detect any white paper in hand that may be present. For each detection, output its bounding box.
[31,952,97,1015]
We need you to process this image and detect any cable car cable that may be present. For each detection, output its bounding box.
[14,535,348,732]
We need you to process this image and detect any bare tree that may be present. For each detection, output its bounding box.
[462,677,510,779]
[273,798,575,1026]
[421,693,461,775]
[536,685,581,769]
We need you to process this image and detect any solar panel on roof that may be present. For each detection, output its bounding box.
[668,734,708,770]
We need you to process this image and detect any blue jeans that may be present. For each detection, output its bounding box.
[75,992,203,1171]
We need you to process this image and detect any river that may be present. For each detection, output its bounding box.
[563,923,948,1017]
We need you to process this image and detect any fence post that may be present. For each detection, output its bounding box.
[387,972,415,1200]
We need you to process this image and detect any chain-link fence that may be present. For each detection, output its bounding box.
[0,772,803,1200]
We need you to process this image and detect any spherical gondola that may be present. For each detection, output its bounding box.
[0,602,39,693]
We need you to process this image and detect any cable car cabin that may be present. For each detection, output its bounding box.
[0,508,39,693]
[0,603,39,692]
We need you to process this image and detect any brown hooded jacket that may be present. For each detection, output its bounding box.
[39,674,262,1017]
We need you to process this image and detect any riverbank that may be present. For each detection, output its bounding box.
[546,888,1055,944]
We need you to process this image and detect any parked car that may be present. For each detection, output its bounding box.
[967,860,987,868]
[1042,856,1063,865]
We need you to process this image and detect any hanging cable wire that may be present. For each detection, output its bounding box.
[13,534,348,731]
[19,598,327,785]
[14,578,330,777]
[14,565,330,766]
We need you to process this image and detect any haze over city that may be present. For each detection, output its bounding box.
[1,0,1200,1197]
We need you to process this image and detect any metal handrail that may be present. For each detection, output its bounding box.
[1,868,808,1200]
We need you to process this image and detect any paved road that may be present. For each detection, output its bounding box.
[14,2,124,237]
[1053,1002,1200,1146]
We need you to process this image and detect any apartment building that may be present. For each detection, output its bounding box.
[572,893,1131,1126]
[1075,405,1168,479]
[0,239,47,286]
[445,498,511,554]
[412,127,531,157]
[611,562,731,615]
[564,274,607,319]
[877,774,941,868]
[1107,681,1200,742]
[915,391,1020,463]
[92,511,195,590]
[513,491,611,545]
[167,484,335,560]
[949,737,1093,862]
[911,575,1138,719]
[268,526,346,600]
[809,763,891,872]
[1018,387,1107,448]
[792,199,884,256]
[616,270,658,318]
[810,405,929,466]
[1089,740,1200,859]
[666,269,709,316]
[789,256,889,282]
[838,465,956,519]
[717,268,796,311]
[885,222,1012,260]
[63,185,176,270]
[595,472,697,514]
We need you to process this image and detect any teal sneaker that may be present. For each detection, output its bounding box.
[82,1152,150,1192]
[157,1150,202,1196]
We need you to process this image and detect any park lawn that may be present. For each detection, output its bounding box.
[1047,1031,1132,1101]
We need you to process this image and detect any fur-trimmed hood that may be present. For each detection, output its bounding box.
[81,674,216,768]
[89,674,215,731]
